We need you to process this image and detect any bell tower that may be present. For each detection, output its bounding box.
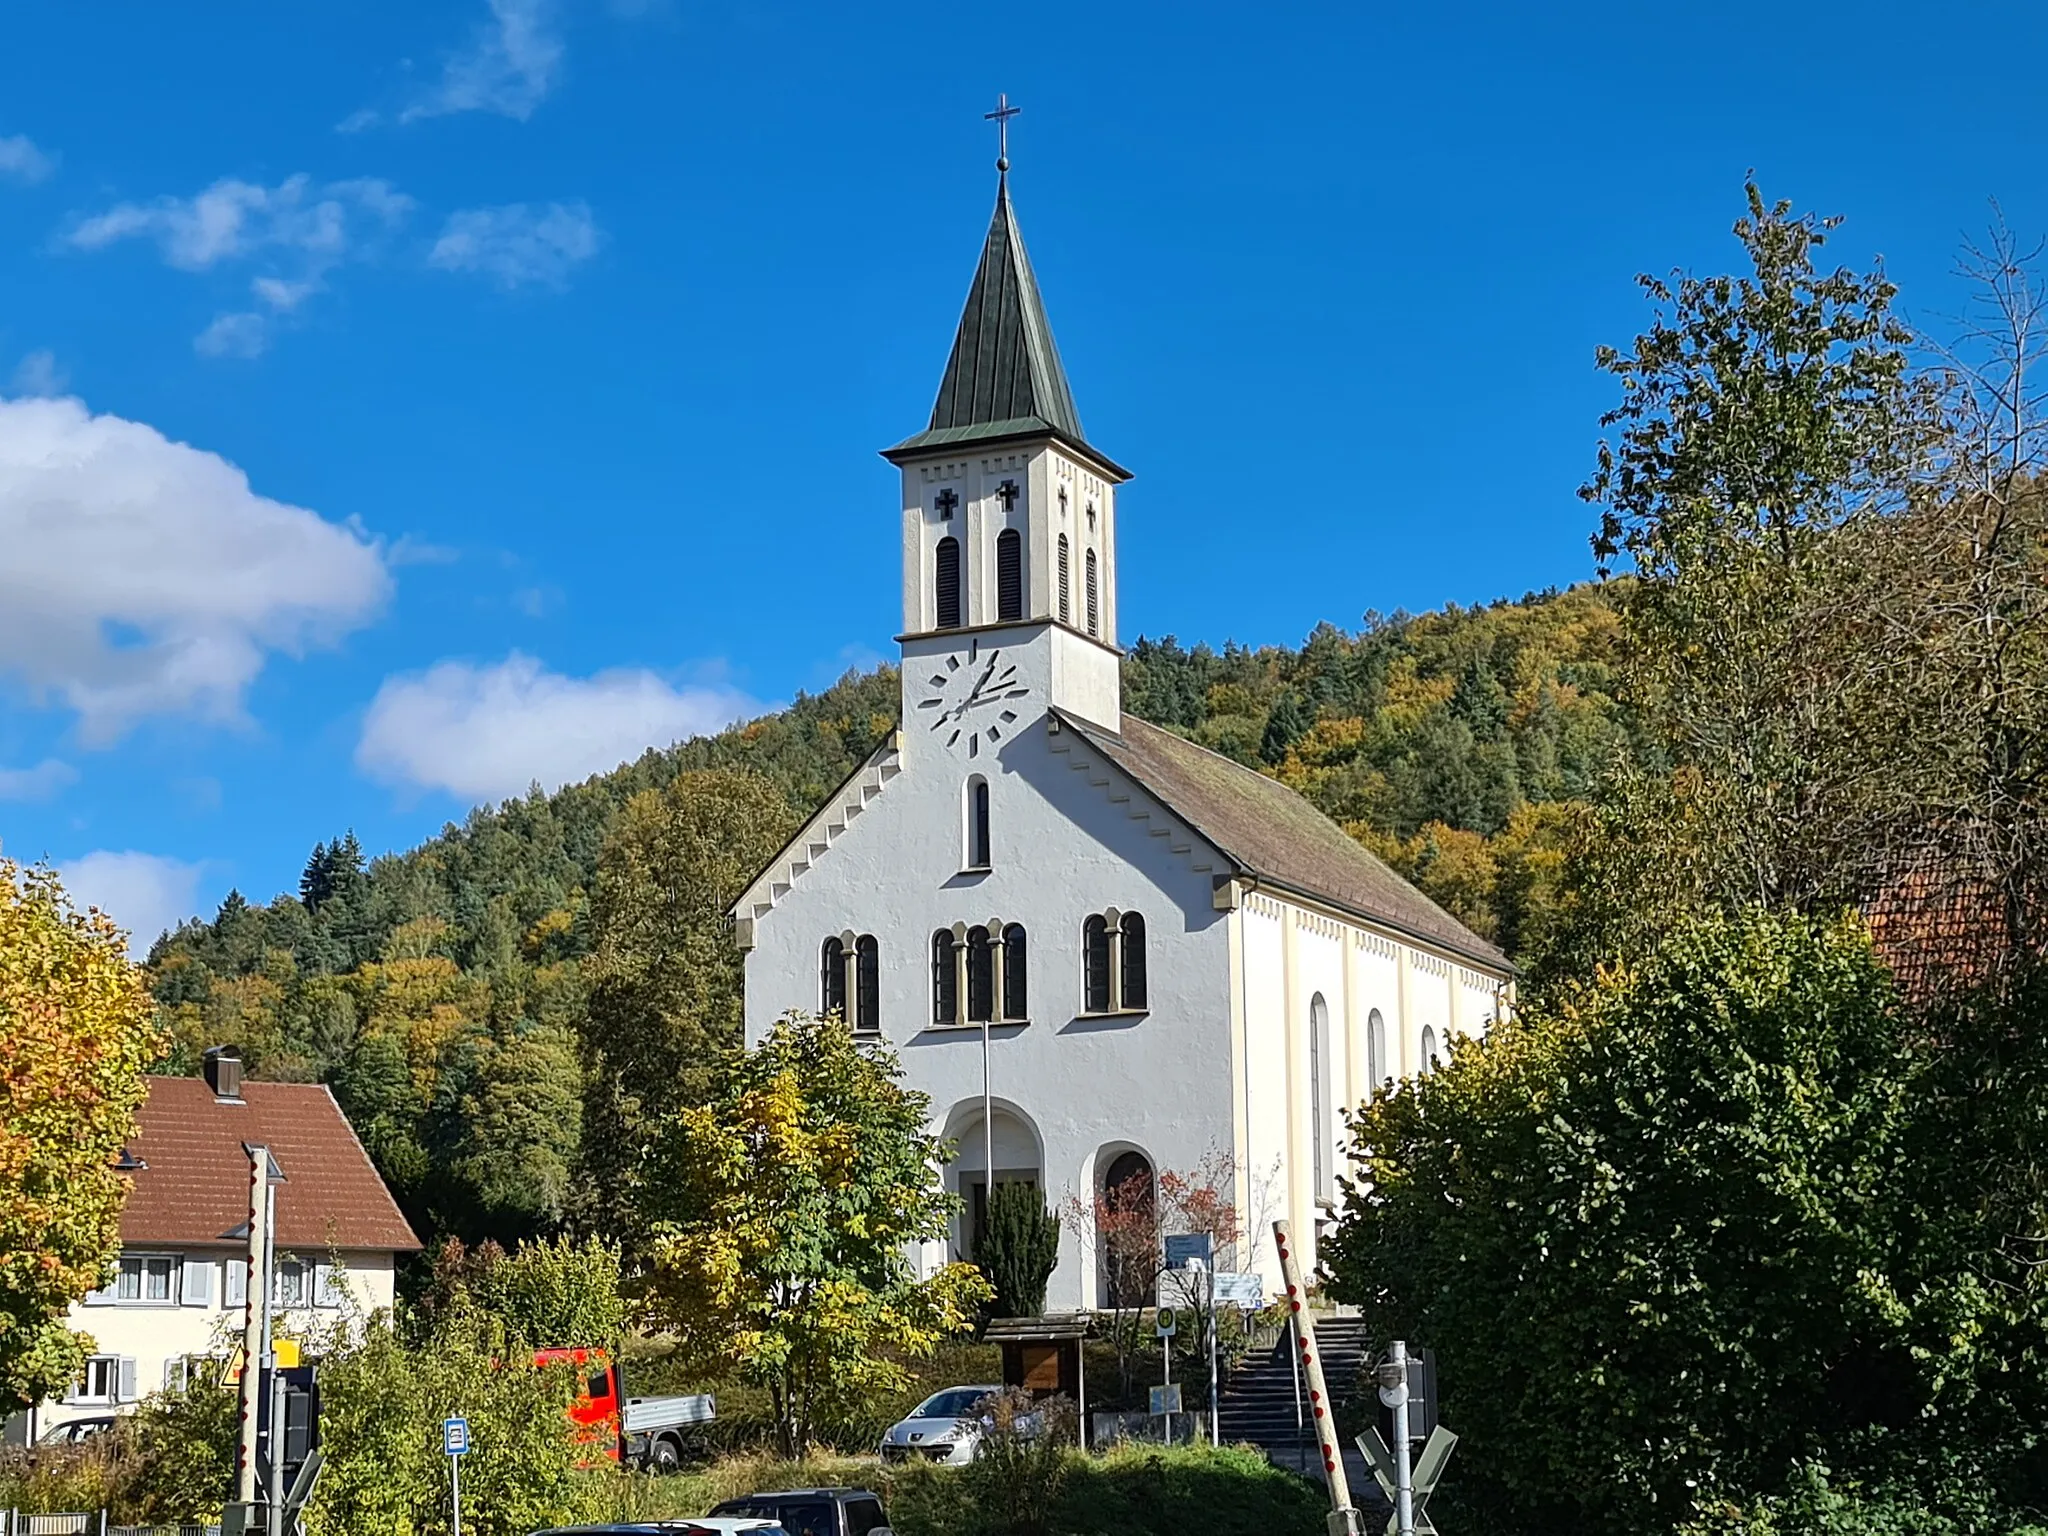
[883,144,1131,741]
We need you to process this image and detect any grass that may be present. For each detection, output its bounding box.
[583,1443,1329,1536]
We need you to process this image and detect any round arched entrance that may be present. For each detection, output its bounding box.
[1097,1149,1155,1309]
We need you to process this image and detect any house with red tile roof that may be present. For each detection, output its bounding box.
[29,1047,419,1441]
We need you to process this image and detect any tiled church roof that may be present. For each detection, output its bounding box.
[1060,710,1512,973]
[885,179,1122,473]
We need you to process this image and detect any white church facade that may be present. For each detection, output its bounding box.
[734,166,1512,1304]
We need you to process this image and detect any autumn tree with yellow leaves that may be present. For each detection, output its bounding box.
[0,859,160,1408]
[639,1012,990,1458]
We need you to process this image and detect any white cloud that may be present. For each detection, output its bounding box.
[0,758,78,801]
[66,175,412,354]
[11,350,66,396]
[0,133,54,185]
[194,311,271,359]
[57,850,204,956]
[429,201,599,289]
[400,0,563,124]
[0,394,391,740]
[357,652,758,802]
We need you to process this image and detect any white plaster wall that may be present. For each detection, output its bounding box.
[743,689,1237,1311]
[42,1249,396,1431]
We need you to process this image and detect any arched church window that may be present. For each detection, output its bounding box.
[1057,534,1071,623]
[1367,1007,1388,1088]
[1085,549,1099,636]
[1002,924,1028,1020]
[935,536,962,629]
[1119,912,1147,1009]
[1310,993,1333,1202]
[1101,1150,1155,1309]
[966,926,995,1022]
[931,930,958,1026]
[1082,915,1111,1013]
[1420,1025,1439,1073]
[855,935,879,1034]
[820,936,846,1019]
[966,777,991,869]
[996,529,1023,623]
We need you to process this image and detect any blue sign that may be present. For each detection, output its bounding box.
[444,1416,470,1456]
[1164,1232,1213,1270]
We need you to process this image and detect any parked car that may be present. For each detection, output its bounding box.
[878,1385,1000,1466]
[537,1522,785,1536]
[707,1487,892,1536]
[38,1416,117,1446]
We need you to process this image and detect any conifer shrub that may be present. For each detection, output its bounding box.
[974,1182,1062,1319]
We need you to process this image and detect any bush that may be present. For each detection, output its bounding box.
[960,1390,1075,1536]
[974,1185,1062,1319]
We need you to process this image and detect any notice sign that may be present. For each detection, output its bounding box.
[443,1417,470,1457]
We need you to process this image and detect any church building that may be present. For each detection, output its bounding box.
[733,161,1512,1303]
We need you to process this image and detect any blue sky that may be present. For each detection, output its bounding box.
[3,0,2046,950]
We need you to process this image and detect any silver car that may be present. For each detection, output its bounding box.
[878,1385,1000,1465]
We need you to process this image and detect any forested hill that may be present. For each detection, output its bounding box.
[146,580,1633,1244]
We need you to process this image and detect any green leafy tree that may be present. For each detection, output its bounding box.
[0,859,161,1409]
[639,1012,991,1457]
[1322,910,1919,1536]
[468,1233,628,1349]
[974,1181,1062,1318]
[575,769,798,1243]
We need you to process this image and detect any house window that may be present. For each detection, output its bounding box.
[855,935,880,1034]
[1420,1025,1439,1074]
[1002,924,1028,1020]
[935,536,962,629]
[1310,993,1333,1203]
[115,1253,177,1303]
[75,1355,133,1404]
[996,528,1023,622]
[314,1262,345,1309]
[932,930,959,1026]
[1085,549,1099,635]
[1367,1008,1388,1088]
[1082,915,1112,1013]
[821,936,847,1019]
[1119,912,1147,1010]
[966,777,991,869]
[966,926,995,1022]
[276,1258,309,1308]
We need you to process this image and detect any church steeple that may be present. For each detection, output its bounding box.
[886,181,1117,469]
[887,149,1129,738]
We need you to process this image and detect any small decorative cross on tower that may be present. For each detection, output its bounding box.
[935,488,959,521]
[996,479,1019,512]
[985,92,1021,174]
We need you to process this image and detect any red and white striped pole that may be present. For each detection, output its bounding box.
[1274,1221,1360,1536]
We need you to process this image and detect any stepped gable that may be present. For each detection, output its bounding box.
[1059,709,1509,972]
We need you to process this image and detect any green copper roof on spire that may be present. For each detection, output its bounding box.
[886,178,1121,473]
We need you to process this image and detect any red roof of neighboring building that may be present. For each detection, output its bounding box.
[120,1076,421,1253]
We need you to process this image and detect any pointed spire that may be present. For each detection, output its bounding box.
[886,179,1120,473]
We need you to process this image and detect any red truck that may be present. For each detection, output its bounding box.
[537,1347,716,1473]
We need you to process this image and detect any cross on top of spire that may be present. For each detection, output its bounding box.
[985,92,1020,175]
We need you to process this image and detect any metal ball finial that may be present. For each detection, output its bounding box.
[996,155,1009,173]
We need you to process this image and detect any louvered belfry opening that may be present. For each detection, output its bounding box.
[1057,534,1071,623]
[935,536,962,628]
[996,528,1024,622]
[1085,548,1100,635]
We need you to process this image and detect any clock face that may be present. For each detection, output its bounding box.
[913,638,1030,757]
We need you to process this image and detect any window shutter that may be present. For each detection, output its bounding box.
[315,1262,341,1308]
[996,529,1023,622]
[225,1258,247,1309]
[181,1257,214,1307]
[935,537,962,629]
[1057,535,1070,623]
[117,1357,138,1402]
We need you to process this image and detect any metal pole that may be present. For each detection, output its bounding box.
[450,1451,461,1536]
[1207,1262,1220,1446]
[235,1145,269,1506]
[258,1177,277,1373]
[1391,1342,1415,1536]
[981,1014,994,1235]
[267,1367,287,1523]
